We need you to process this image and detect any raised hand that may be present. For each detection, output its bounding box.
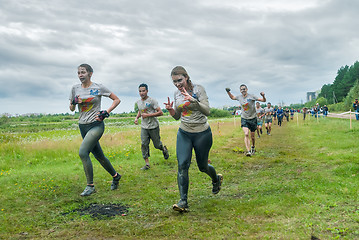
[180,88,193,101]
[164,97,173,110]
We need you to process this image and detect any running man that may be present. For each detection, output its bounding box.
[277,106,284,127]
[256,102,265,138]
[264,102,274,135]
[226,85,266,156]
[290,108,295,120]
[284,107,290,121]
[134,83,169,170]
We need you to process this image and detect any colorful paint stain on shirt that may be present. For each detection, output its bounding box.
[243,102,249,111]
[179,101,192,116]
[80,97,94,112]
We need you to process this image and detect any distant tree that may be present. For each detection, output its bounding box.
[0,115,9,125]
[318,84,333,103]
[344,80,359,110]
[134,102,139,113]
[315,97,328,107]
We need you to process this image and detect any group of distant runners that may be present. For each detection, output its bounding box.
[69,63,308,212]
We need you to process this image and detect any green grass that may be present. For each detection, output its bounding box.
[1,115,359,239]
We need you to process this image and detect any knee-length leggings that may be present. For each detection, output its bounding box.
[79,121,117,185]
[176,127,218,201]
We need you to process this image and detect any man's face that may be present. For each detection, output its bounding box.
[139,87,148,99]
[240,86,247,95]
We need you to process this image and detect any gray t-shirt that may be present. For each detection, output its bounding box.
[256,107,264,121]
[69,82,112,124]
[264,107,274,120]
[234,93,259,119]
[136,97,160,129]
[173,84,210,133]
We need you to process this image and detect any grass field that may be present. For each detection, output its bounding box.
[1,114,359,239]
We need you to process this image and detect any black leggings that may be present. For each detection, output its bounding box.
[79,121,117,185]
[176,127,218,201]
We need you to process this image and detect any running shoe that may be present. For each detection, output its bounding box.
[141,164,150,170]
[111,173,122,190]
[212,174,223,194]
[162,145,169,160]
[172,199,189,212]
[246,151,252,157]
[80,185,96,197]
[251,146,255,155]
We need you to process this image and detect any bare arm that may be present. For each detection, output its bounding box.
[106,93,121,113]
[257,92,266,102]
[226,90,237,100]
[141,107,163,119]
[134,111,141,125]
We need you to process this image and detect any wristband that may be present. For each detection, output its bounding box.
[72,96,79,105]
[97,110,110,121]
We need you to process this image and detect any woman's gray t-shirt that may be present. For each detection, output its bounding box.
[69,82,112,124]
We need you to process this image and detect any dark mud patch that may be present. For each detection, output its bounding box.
[64,203,129,219]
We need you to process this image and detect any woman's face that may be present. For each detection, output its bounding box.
[78,67,92,83]
[172,74,188,90]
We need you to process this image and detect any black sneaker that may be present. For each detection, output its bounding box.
[251,146,255,155]
[111,173,121,190]
[141,164,150,170]
[212,174,223,194]
[173,199,189,212]
[162,146,169,160]
[245,151,252,157]
[80,185,96,196]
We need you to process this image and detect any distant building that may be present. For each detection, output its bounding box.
[307,92,316,102]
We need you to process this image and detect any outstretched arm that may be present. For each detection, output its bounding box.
[225,88,237,100]
[257,92,266,102]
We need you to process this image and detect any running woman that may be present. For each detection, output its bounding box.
[134,83,169,170]
[164,66,222,212]
[69,64,122,196]
[226,85,266,156]
[256,102,265,138]
[264,102,274,135]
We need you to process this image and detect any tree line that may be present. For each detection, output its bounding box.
[314,61,359,111]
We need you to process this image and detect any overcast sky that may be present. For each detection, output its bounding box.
[1,0,358,115]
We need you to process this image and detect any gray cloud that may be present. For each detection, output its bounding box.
[0,0,358,114]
